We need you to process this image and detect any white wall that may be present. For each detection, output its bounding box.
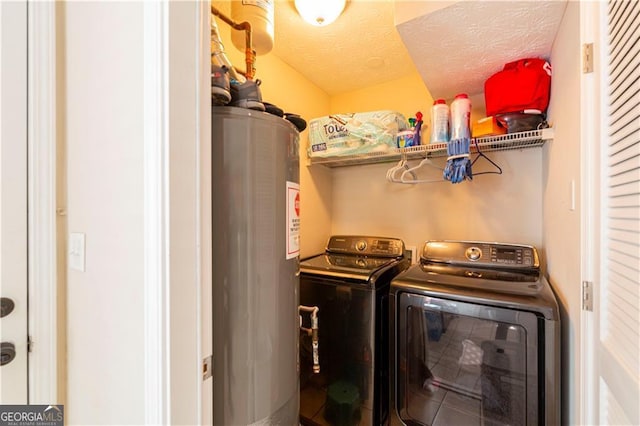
[331,150,544,256]
[60,2,146,423]
[544,2,582,424]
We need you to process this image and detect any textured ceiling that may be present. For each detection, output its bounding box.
[272,0,418,96]
[395,1,568,99]
[266,1,567,99]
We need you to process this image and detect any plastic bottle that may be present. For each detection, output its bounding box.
[397,113,424,148]
[414,111,424,145]
[430,99,450,143]
[450,93,472,140]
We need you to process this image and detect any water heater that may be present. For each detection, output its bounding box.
[212,107,300,424]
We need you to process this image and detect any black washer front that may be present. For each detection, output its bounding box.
[299,235,409,426]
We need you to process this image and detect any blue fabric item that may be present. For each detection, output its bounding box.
[443,138,473,184]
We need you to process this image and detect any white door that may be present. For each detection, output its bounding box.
[0,0,28,404]
[584,1,640,424]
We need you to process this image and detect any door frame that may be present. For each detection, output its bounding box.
[27,0,59,404]
[579,1,604,424]
[26,2,212,423]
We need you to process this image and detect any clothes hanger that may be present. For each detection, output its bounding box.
[470,138,502,177]
[386,155,404,181]
[399,156,447,184]
[387,149,417,182]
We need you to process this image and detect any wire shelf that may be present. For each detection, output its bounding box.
[307,128,553,168]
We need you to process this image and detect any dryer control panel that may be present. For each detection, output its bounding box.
[421,240,540,270]
[326,235,405,258]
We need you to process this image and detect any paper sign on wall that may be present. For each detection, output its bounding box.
[286,181,300,259]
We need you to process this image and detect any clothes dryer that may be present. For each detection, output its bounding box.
[390,240,560,426]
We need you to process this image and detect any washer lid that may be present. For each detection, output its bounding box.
[300,253,396,282]
[419,263,543,296]
[391,263,560,320]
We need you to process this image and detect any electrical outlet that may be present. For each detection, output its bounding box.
[407,245,417,264]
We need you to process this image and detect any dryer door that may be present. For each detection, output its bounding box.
[394,292,541,426]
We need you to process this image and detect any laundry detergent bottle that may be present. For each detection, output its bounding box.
[450,93,472,140]
[430,99,450,143]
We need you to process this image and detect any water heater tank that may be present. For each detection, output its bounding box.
[231,0,274,55]
[212,107,300,425]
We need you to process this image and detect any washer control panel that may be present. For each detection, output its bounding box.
[327,235,405,258]
[422,240,539,269]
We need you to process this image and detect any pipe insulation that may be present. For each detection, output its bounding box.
[210,12,243,82]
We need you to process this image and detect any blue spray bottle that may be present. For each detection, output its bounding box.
[414,111,423,145]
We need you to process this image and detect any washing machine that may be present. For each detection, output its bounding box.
[299,235,410,426]
[390,240,560,426]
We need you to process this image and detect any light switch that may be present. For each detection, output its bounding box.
[69,232,85,272]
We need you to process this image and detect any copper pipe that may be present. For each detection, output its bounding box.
[211,5,256,80]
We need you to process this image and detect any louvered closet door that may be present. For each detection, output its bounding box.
[598,1,640,424]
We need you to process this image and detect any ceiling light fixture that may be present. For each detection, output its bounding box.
[294,0,346,27]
